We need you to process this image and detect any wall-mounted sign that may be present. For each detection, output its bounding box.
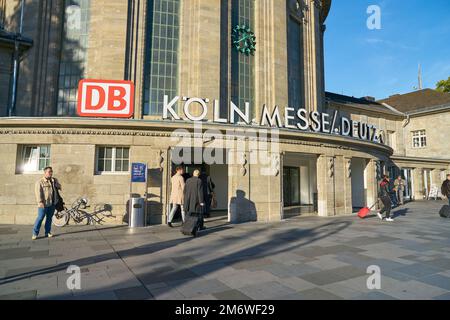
[163,95,385,144]
[131,163,147,183]
[77,79,134,118]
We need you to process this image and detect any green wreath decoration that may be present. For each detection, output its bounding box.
[232,24,257,56]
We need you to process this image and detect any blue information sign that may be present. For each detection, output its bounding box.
[131,163,147,183]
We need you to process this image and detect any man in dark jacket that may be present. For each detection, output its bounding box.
[199,169,215,218]
[184,170,206,229]
[442,174,450,206]
[377,175,394,222]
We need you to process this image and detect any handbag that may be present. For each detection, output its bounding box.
[54,181,65,212]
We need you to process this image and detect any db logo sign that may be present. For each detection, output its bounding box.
[77,79,134,118]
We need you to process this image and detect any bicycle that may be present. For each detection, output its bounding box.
[52,198,114,227]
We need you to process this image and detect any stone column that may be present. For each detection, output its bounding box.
[302,0,324,112]
[366,160,378,209]
[413,168,424,200]
[178,0,222,119]
[335,156,353,215]
[88,0,129,80]
[249,151,283,222]
[125,0,147,120]
[228,149,251,223]
[317,155,335,217]
[254,0,289,118]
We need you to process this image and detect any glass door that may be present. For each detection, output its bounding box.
[402,169,413,200]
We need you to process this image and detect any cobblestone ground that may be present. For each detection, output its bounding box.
[0,200,449,300]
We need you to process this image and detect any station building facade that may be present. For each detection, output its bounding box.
[0,0,448,225]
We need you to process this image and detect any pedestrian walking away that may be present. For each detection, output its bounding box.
[442,174,450,206]
[183,169,206,231]
[199,168,215,218]
[33,167,62,240]
[168,166,186,227]
[377,175,394,222]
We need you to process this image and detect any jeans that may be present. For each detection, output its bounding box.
[168,204,185,223]
[33,205,55,236]
[380,196,392,219]
[396,189,404,205]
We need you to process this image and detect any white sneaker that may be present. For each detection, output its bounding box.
[386,218,394,222]
[377,212,383,220]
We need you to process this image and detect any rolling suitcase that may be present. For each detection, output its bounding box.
[181,213,201,237]
[439,205,450,218]
[358,203,377,219]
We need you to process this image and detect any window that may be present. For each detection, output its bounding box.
[287,1,305,111]
[231,0,255,117]
[143,0,181,115]
[412,130,427,148]
[96,147,130,174]
[17,145,51,173]
[57,0,91,116]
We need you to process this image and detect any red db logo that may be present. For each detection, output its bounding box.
[77,79,134,118]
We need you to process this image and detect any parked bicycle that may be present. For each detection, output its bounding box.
[52,197,114,227]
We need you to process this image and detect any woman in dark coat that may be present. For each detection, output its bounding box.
[183,170,205,228]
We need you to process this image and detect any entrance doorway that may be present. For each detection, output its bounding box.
[351,158,368,211]
[282,153,318,218]
[169,148,229,222]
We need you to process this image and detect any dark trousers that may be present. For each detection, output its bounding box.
[380,196,392,218]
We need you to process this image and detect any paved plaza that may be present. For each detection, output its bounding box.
[0,200,450,300]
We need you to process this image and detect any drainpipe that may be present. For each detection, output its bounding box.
[8,0,25,117]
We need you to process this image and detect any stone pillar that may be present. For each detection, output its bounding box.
[302,0,324,112]
[178,0,222,119]
[88,0,128,80]
[317,155,335,217]
[342,157,353,214]
[413,168,424,200]
[254,0,289,118]
[126,0,147,120]
[228,149,251,223]
[366,160,378,209]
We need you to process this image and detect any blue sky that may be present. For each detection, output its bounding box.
[324,0,450,100]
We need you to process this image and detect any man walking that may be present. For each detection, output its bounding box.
[33,167,62,240]
[442,174,450,206]
[184,170,205,230]
[199,168,215,218]
[377,175,394,222]
[168,166,186,227]
[394,175,406,205]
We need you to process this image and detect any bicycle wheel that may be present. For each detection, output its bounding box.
[53,210,69,227]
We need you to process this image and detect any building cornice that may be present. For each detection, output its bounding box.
[391,155,450,166]
[0,117,393,156]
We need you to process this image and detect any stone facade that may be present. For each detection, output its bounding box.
[0,0,448,226]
